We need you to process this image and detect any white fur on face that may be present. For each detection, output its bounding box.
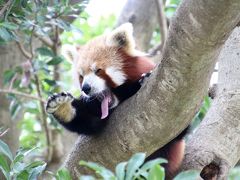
[82,73,106,94]
[106,67,126,86]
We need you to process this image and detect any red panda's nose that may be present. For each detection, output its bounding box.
[82,83,91,95]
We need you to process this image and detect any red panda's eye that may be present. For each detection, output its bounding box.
[95,68,102,74]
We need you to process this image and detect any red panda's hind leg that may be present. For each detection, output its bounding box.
[145,127,189,179]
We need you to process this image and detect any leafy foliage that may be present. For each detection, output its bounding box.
[79,153,167,180]
[0,0,90,157]
[0,139,46,180]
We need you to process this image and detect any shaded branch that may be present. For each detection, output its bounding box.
[0,89,46,102]
[27,26,52,163]
[33,32,54,48]
[0,0,11,17]
[16,41,31,59]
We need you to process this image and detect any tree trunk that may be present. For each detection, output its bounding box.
[0,43,23,178]
[181,27,240,180]
[116,0,158,51]
[64,0,240,179]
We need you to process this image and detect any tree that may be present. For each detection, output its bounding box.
[63,0,240,179]
[182,27,240,180]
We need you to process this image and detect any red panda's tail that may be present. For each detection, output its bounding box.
[145,127,190,179]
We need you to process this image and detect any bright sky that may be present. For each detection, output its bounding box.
[86,0,127,19]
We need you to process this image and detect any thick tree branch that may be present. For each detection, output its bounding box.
[182,27,240,179]
[64,0,240,178]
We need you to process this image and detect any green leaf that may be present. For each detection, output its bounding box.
[3,70,15,85]
[11,161,26,175]
[44,79,56,86]
[56,168,72,180]
[9,100,22,119]
[0,154,10,180]
[115,162,127,180]
[148,164,165,180]
[79,175,96,180]
[16,170,29,180]
[36,47,54,57]
[79,161,115,179]
[28,163,47,180]
[174,170,200,180]
[0,140,13,161]
[125,153,145,180]
[47,56,63,65]
[0,22,18,30]
[55,19,71,31]
[0,27,12,41]
[141,158,167,171]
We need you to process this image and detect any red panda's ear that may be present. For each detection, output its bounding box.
[61,44,80,63]
[106,23,135,53]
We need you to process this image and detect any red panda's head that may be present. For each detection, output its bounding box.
[62,23,155,117]
[63,23,154,95]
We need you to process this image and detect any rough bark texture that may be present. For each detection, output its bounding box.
[64,0,240,178]
[116,0,158,51]
[182,27,240,180]
[0,43,23,178]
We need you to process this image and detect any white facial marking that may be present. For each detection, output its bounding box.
[106,67,126,86]
[83,73,106,94]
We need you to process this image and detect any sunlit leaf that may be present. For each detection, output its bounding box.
[79,161,115,179]
[56,168,72,180]
[141,158,167,171]
[47,56,63,65]
[115,162,127,180]
[36,47,54,57]
[125,153,145,180]
[148,164,165,180]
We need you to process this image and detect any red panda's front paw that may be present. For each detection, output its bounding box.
[46,92,74,114]
[139,70,152,85]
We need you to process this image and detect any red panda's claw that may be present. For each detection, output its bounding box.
[45,92,74,114]
[139,71,152,85]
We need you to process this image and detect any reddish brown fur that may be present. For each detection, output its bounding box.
[166,140,185,178]
[119,49,155,82]
[98,70,117,88]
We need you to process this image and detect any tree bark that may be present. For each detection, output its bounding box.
[0,43,23,178]
[182,27,240,180]
[64,0,240,178]
[116,0,158,51]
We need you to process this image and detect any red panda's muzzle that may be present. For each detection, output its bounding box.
[82,90,114,119]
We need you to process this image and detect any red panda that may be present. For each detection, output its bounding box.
[46,23,186,179]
